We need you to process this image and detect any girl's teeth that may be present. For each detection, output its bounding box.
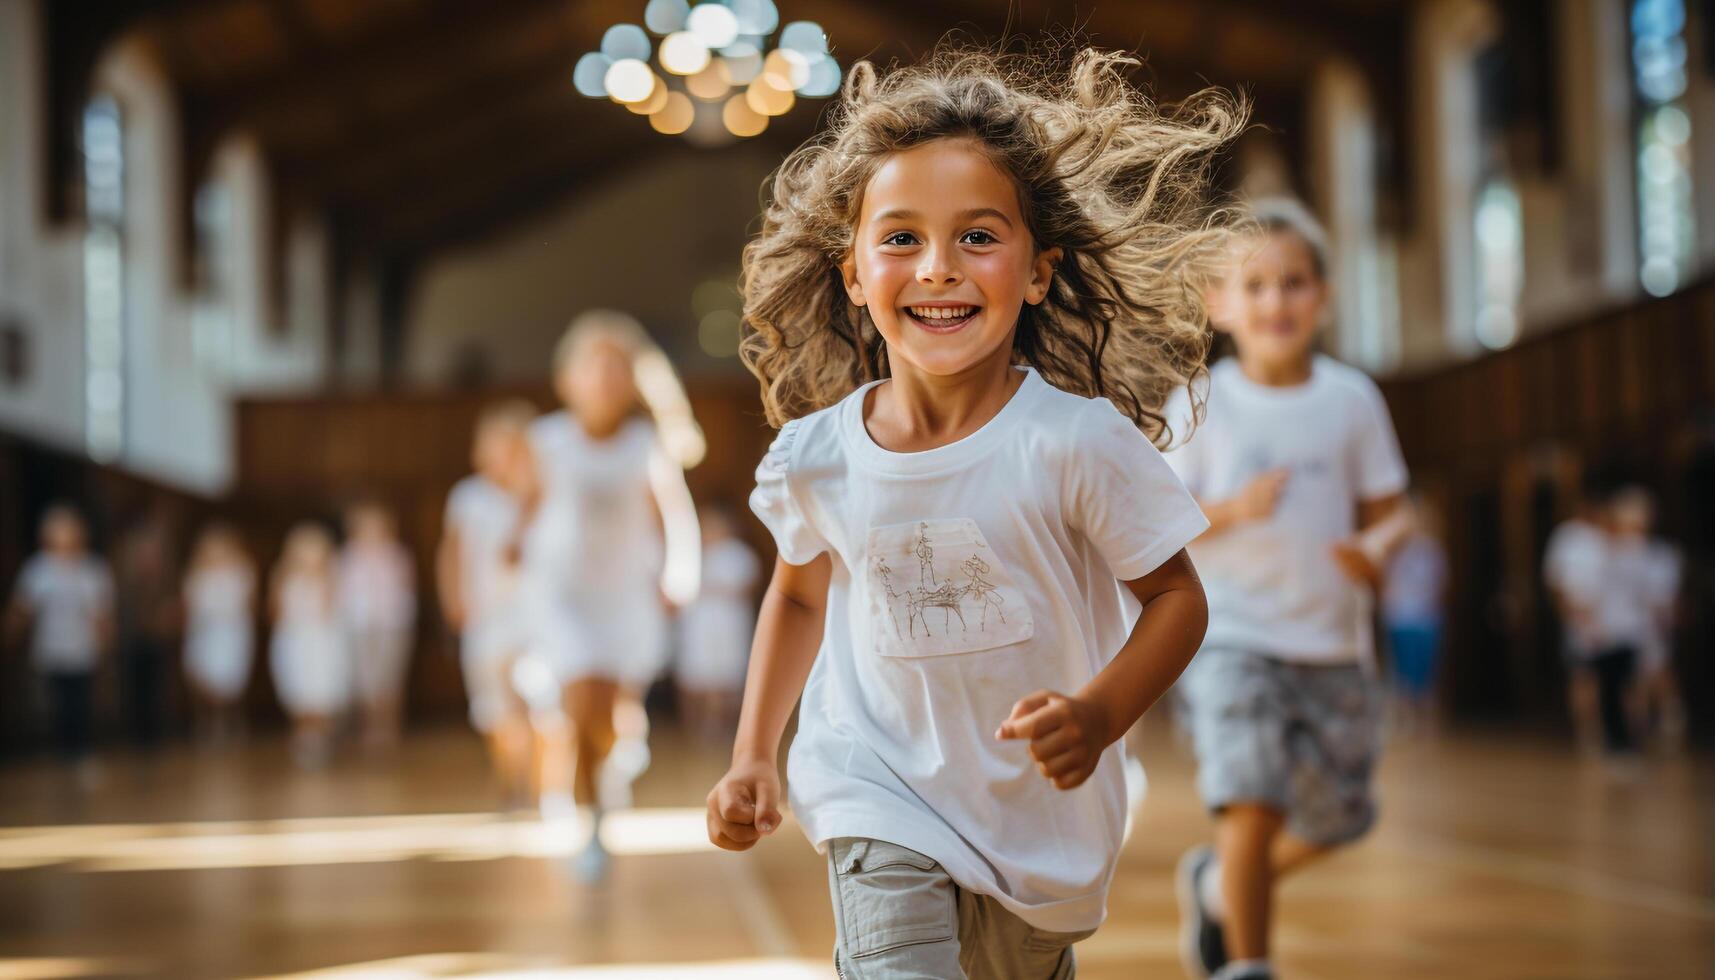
[910,306,974,320]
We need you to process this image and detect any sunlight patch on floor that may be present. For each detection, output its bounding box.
[0,808,715,873]
[270,953,830,979]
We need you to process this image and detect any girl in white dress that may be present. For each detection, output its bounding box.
[524,310,702,880]
[183,523,257,741]
[338,502,417,750]
[675,505,760,741]
[271,522,349,768]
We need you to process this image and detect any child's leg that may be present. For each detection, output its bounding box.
[48,670,95,762]
[1177,650,1295,976]
[563,677,619,807]
[1568,663,1600,749]
[1590,647,1638,754]
[1215,803,1284,961]
[487,665,534,802]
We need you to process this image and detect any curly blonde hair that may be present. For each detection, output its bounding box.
[740,45,1246,446]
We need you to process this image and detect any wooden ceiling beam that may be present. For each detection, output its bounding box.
[269,39,599,201]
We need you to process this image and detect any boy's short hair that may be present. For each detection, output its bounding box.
[40,502,84,533]
[1250,197,1330,279]
[475,398,537,438]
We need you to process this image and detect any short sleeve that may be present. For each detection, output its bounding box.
[749,420,828,566]
[13,556,46,607]
[1352,379,1408,500]
[1071,401,1211,581]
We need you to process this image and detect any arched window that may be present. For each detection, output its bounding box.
[81,95,124,461]
[191,179,236,374]
[1473,176,1524,349]
[1471,37,1526,351]
[1632,0,1696,296]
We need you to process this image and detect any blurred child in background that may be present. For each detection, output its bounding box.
[1381,494,1448,734]
[6,504,114,768]
[271,522,348,768]
[1544,487,1613,751]
[1606,485,1685,748]
[1169,199,1413,980]
[113,504,180,749]
[523,310,702,881]
[183,522,257,743]
[674,503,759,741]
[439,399,538,804]
[339,501,416,751]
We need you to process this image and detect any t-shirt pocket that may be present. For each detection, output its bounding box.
[865,518,1034,658]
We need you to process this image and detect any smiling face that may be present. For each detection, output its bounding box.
[840,139,1058,381]
[1221,230,1327,373]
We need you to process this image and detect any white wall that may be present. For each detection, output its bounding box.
[405,147,779,385]
[1308,59,1396,371]
[0,0,330,495]
[0,0,88,451]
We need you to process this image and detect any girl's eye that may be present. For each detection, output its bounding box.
[882,232,918,247]
[961,230,997,245]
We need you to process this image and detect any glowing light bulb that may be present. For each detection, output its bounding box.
[686,60,732,100]
[659,31,711,75]
[722,94,768,137]
[604,59,656,103]
[600,24,652,62]
[746,76,794,116]
[762,48,810,91]
[779,20,828,55]
[644,0,690,35]
[800,53,841,97]
[573,52,612,97]
[627,75,671,114]
[650,92,696,134]
[687,4,740,49]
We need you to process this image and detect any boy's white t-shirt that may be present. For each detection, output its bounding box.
[750,367,1207,933]
[15,554,114,672]
[1165,356,1408,664]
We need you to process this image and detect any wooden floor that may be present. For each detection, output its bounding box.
[0,721,1710,980]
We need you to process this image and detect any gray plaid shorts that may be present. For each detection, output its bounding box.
[1177,648,1383,846]
[826,837,1094,979]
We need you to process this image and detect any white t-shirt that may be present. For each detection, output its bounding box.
[1543,518,1609,657]
[337,540,416,630]
[1165,356,1409,664]
[750,367,1207,933]
[13,553,114,672]
[444,475,524,628]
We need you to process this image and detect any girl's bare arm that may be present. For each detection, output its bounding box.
[707,553,831,850]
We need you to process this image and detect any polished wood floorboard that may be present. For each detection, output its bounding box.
[0,722,1710,979]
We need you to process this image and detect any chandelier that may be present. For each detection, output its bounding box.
[573,0,842,142]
